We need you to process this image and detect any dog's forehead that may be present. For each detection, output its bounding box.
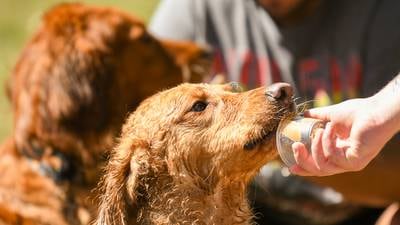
[148,83,232,110]
[179,83,229,95]
[163,83,204,97]
[177,83,231,100]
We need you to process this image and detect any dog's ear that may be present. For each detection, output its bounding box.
[96,140,150,225]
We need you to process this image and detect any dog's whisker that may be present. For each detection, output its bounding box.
[293,96,302,102]
[295,100,315,115]
[296,99,315,106]
[96,82,296,224]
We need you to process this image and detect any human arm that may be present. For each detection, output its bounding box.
[289,74,400,176]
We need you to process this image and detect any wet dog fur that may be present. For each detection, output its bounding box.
[0,3,209,225]
[95,83,294,225]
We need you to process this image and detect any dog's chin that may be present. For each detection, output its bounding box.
[243,126,277,151]
[244,101,297,151]
[244,109,296,151]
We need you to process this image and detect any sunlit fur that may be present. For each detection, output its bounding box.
[96,83,294,225]
[0,3,209,225]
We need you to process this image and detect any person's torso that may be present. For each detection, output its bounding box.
[191,0,400,106]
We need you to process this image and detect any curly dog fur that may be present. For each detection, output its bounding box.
[95,83,295,225]
[0,3,209,225]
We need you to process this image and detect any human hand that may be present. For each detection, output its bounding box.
[289,95,399,176]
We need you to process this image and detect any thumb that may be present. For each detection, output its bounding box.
[304,105,335,121]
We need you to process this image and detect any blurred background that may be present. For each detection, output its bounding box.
[0,0,159,142]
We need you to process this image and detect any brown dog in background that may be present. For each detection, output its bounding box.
[0,3,210,225]
[95,82,295,225]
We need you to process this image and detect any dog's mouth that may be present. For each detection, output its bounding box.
[244,102,297,151]
[243,123,279,150]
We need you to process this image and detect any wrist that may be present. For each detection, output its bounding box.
[369,87,400,137]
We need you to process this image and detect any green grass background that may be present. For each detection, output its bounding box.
[0,0,159,142]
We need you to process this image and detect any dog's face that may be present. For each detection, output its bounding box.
[121,83,295,184]
[97,83,295,225]
[9,3,210,173]
[131,84,291,178]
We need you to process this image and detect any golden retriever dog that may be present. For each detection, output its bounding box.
[95,82,295,225]
[0,3,209,225]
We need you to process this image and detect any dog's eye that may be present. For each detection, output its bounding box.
[190,101,208,112]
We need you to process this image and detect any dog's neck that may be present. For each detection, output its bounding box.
[134,176,253,225]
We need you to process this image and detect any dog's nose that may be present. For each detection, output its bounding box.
[265,82,293,102]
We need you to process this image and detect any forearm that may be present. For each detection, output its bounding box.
[370,74,400,137]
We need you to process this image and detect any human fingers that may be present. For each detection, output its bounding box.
[290,142,321,175]
[321,122,352,170]
[291,128,345,176]
[310,128,325,169]
[304,105,336,121]
[289,164,313,176]
[310,125,344,175]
